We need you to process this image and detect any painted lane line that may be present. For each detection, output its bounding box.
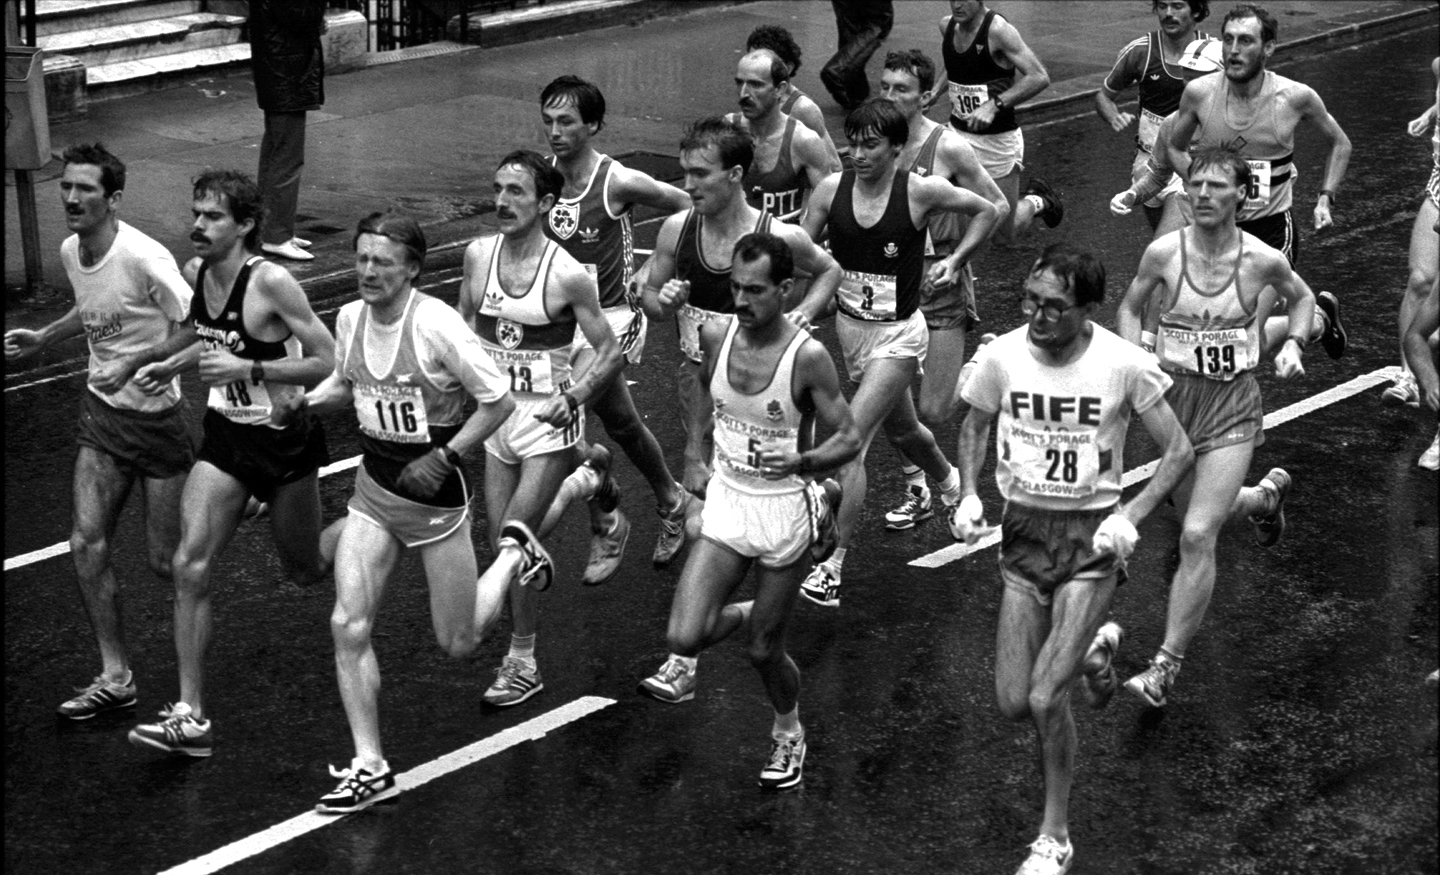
[908,366,1402,569]
[156,696,616,875]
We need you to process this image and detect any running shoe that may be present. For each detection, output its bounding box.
[1123,653,1181,708]
[1081,622,1124,710]
[884,484,933,531]
[1015,834,1074,875]
[1248,467,1291,548]
[499,521,554,591]
[316,759,397,814]
[483,657,544,707]
[653,485,694,567]
[56,673,136,720]
[800,561,842,608]
[1381,374,1421,407]
[807,478,842,564]
[582,509,629,586]
[1316,291,1347,359]
[637,655,697,704]
[1420,428,1440,472]
[127,702,212,757]
[758,733,806,790]
[1024,178,1066,228]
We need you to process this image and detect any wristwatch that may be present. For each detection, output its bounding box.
[437,445,462,467]
[992,94,1007,111]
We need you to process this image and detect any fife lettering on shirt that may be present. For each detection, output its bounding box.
[1009,392,1102,425]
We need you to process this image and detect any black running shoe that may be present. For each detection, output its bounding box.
[1024,178,1066,228]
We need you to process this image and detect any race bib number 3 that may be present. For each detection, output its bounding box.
[355,382,429,443]
[838,271,898,321]
[950,82,989,116]
[1006,422,1101,499]
[678,304,724,363]
[1159,324,1251,378]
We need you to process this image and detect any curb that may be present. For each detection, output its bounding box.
[1016,4,1439,127]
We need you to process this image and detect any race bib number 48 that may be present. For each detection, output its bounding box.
[1006,422,1101,499]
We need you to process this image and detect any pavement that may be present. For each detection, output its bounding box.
[4,0,1436,317]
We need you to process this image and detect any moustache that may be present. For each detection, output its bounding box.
[191,232,210,243]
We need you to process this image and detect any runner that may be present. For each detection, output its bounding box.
[795,98,1000,607]
[458,150,624,708]
[744,24,843,165]
[637,232,857,791]
[540,74,694,577]
[876,47,1008,531]
[951,242,1193,875]
[641,116,841,500]
[1383,56,1440,406]
[1117,145,1312,707]
[271,211,515,812]
[933,0,1063,244]
[1166,2,1351,359]
[730,48,842,223]
[124,169,338,757]
[1096,0,1214,234]
[4,143,197,722]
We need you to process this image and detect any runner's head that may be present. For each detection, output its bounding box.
[730,231,794,328]
[191,169,263,255]
[880,50,937,120]
[60,143,125,235]
[1177,36,1224,79]
[679,116,752,214]
[745,25,803,78]
[737,49,788,121]
[1186,145,1250,225]
[844,99,907,180]
[949,1,985,27]
[541,75,605,132]
[1221,3,1277,82]
[1153,0,1209,38]
[1023,244,1104,352]
[494,149,563,236]
[354,211,426,307]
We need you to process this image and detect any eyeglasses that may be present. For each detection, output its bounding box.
[1018,295,1082,322]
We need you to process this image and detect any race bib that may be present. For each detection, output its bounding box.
[678,304,724,363]
[1137,108,1165,153]
[838,271,898,321]
[487,347,559,395]
[1006,422,1101,499]
[207,377,275,425]
[1159,323,1252,379]
[355,381,429,443]
[714,410,797,486]
[949,82,989,116]
[1243,159,1271,212]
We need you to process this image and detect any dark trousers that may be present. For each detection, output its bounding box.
[820,0,894,111]
[257,110,307,245]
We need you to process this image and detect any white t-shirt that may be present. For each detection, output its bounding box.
[962,324,1172,512]
[62,222,192,412]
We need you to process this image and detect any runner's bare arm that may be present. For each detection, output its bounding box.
[1120,397,1195,528]
[1166,81,1206,183]
[611,165,691,215]
[456,237,491,328]
[915,174,1000,287]
[1293,85,1350,230]
[4,306,84,360]
[758,338,859,478]
[786,209,841,326]
[1119,240,1172,347]
[534,262,620,428]
[641,212,687,320]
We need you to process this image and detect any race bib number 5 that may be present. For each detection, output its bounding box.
[1006,422,1101,499]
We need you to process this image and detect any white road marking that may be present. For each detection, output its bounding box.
[156,696,615,875]
[907,366,1402,569]
[0,366,1407,573]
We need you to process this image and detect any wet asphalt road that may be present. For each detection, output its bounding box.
[5,25,1439,875]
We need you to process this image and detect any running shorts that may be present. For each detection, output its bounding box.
[76,388,195,480]
[197,408,328,501]
[999,502,1125,607]
[836,309,929,382]
[1164,369,1265,455]
[700,476,812,570]
[484,393,584,465]
[348,459,470,548]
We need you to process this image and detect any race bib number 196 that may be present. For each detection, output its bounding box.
[950,82,989,116]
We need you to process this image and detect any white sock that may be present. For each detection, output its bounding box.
[773,706,801,739]
[508,633,536,664]
[828,547,847,568]
[938,467,962,504]
[1024,193,1046,214]
[670,653,697,671]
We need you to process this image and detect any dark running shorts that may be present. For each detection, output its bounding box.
[1164,369,1265,455]
[76,389,196,480]
[348,460,470,548]
[1238,210,1298,268]
[197,408,329,501]
[920,256,979,332]
[999,503,1126,606]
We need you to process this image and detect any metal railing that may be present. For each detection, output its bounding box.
[333,0,557,52]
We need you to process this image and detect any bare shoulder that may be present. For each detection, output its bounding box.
[252,258,302,295]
